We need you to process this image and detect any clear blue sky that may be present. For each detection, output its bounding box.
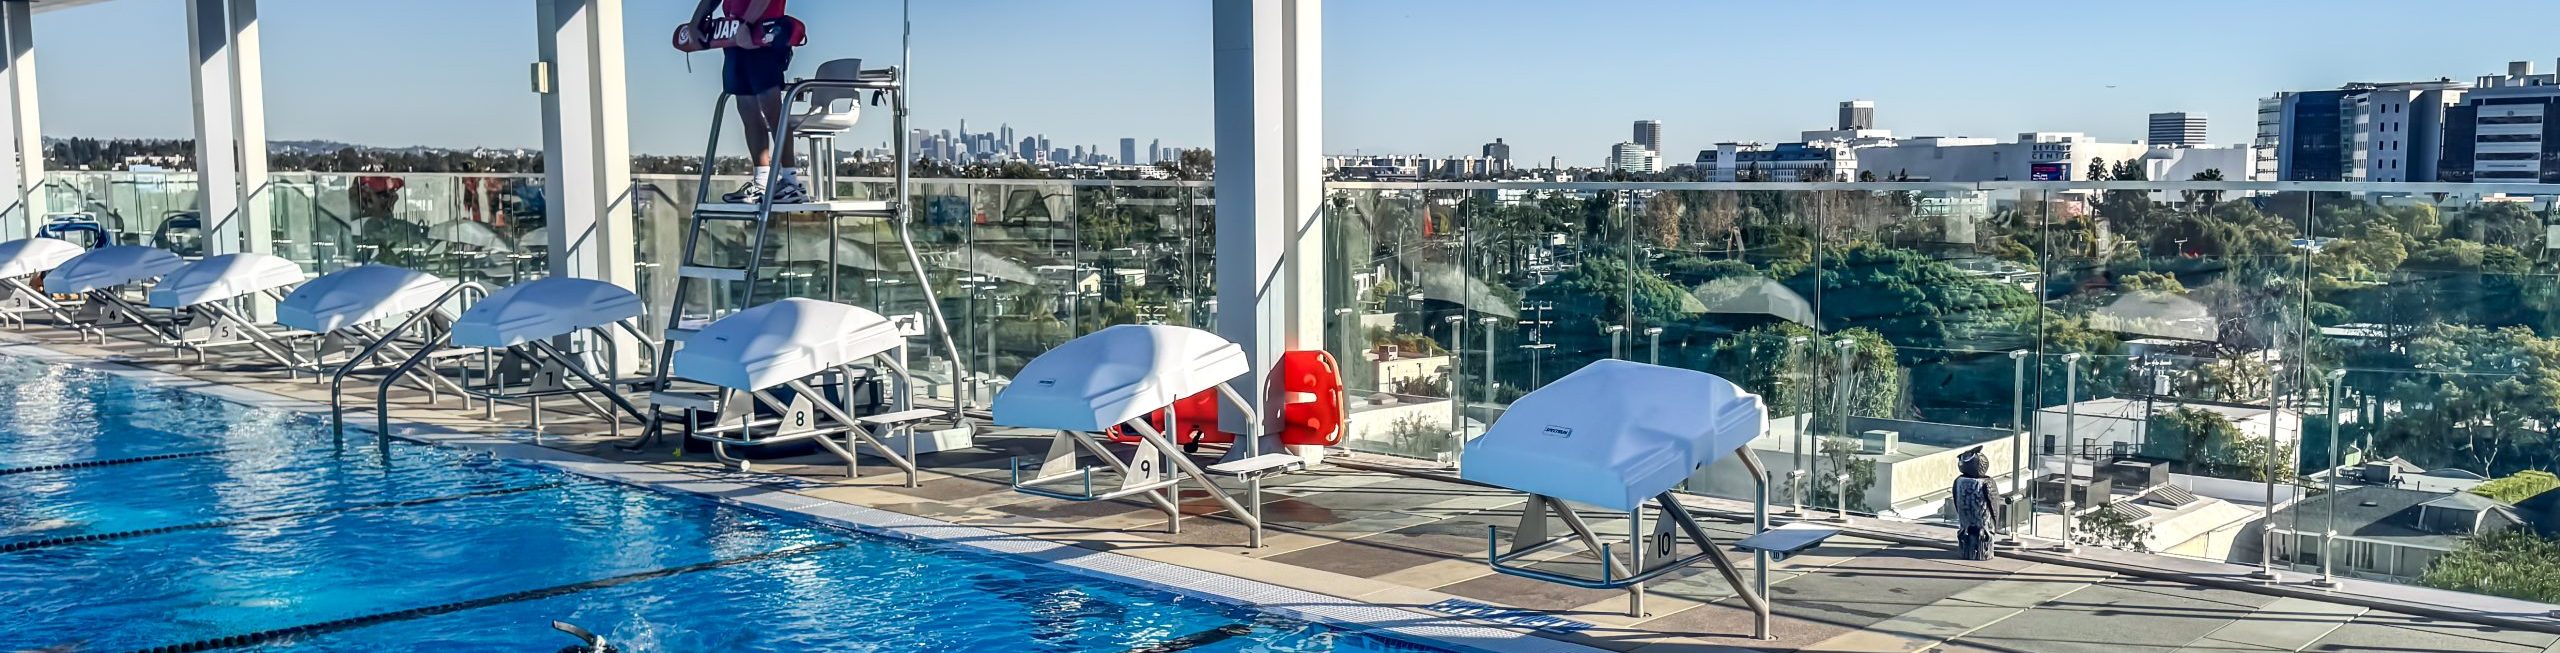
[27,0,2560,165]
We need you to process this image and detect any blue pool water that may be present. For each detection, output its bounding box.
[0,357,1447,652]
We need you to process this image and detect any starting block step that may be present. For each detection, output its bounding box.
[1205,453,1306,480]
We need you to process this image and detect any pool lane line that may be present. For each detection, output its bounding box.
[0,482,569,554]
[1121,623,1257,653]
[0,449,232,476]
[114,540,854,653]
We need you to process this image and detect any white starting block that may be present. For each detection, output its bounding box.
[652,298,938,486]
[1463,360,1785,636]
[0,238,87,330]
[148,253,317,368]
[48,245,186,343]
[353,277,656,442]
[280,265,472,384]
[993,324,1297,547]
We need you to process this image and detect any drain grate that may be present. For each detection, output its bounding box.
[0,482,568,554]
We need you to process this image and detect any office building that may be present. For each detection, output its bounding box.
[1608,141,1660,173]
[1482,138,1510,161]
[1632,120,1662,154]
[1839,100,1876,130]
[1148,138,1162,164]
[1120,138,1137,166]
[2441,60,2560,184]
[2268,80,2466,182]
[1697,142,1851,182]
[2148,112,2207,147]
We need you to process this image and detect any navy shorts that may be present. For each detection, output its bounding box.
[722,45,793,96]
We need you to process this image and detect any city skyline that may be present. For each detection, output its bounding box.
[22,0,2560,165]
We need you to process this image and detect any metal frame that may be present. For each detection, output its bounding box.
[325,281,489,442]
[0,272,76,330]
[1483,446,1776,639]
[1009,383,1276,547]
[367,317,656,446]
[162,287,315,369]
[673,348,925,488]
[634,5,970,449]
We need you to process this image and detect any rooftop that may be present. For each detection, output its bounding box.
[9,325,2559,652]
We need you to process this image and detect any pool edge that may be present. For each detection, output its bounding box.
[0,341,1616,653]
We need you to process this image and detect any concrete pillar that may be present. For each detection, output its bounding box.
[186,0,265,259]
[228,0,270,258]
[537,0,636,372]
[1211,0,1323,457]
[0,0,41,238]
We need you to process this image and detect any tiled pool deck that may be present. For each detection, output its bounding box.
[9,327,2559,653]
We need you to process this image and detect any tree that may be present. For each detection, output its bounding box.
[2468,470,2560,504]
[2184,168,2226,206]
[2086,157,2108,182]
[1809,436,1880,513]
[2077,505,2154,552]
[1701,323,1903,421]
[2143,407,2292,481]
[2419,530,2560,603]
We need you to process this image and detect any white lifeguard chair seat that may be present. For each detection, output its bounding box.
[1460,360,1768,512]
[0,238,85,280]
[48,245,184,295]
[148,253,306,309]
[450,277,643,349]
[276,265,455,333]
[991,324,1249,432]
[787,58,867,135]
[671,298,902,392]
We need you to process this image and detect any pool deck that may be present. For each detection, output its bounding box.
[8,327,2560,653]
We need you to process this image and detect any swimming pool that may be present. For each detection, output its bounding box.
[0,356,1451,652]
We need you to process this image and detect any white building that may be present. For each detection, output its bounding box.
[2141,145,2256,184]
[1849,132,2146,182]
[1608,141,1660,173]
[2035,397,2302,461]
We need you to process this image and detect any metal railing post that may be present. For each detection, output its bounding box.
[2057,352,2081,554]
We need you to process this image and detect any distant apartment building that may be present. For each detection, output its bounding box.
[2148,112,2207,146]
[2267,78,2467,182]
[1839,100,1876,130]
[1696,142,1847,181]
[1481,138,1510,162]
[1324,153,1514,180]
[1608,141,1660,173]
[1694,129,2248,184]
[1631,120,1662,154]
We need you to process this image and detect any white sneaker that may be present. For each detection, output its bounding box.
[770,178,810,204]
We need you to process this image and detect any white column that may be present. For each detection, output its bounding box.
[186,0,241,255]
[0,0,42,237]
[1212,0,1323,457]
[537,0,636,371]
[228,0,270,259]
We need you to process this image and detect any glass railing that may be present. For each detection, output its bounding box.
[1330,178,2560,609]
[27,170,2560,610]
[630,175,1217,403]
[34,170,548,285]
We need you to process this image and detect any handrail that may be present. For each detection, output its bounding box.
[327,281,489,443]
